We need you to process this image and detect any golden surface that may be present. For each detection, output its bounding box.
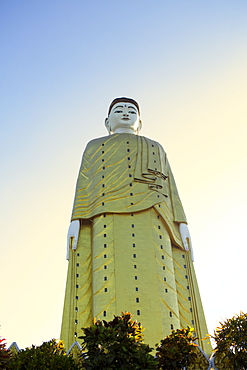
[61,133,211,355]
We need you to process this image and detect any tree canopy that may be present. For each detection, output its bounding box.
[213,311,247,370]
[79,312,157,369]
[155,326,198,370]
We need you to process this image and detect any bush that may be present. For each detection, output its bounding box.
[9,339,81,369]
[155,326,198,369]
[79,312,157,369]
[0,337,11,369]
[213,312,247,370]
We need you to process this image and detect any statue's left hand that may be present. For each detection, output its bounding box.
[179,223,191,251]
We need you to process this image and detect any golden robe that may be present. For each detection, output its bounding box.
[61,133,211,354]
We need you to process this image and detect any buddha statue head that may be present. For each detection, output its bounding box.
[105,97,142,135]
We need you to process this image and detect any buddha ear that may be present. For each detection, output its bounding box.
[105,117,111,134]
[137,119,142,133]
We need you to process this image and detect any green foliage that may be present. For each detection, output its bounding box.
[79,312,158,369]
[0,337,11,369]
[155,326,198,370]
[9,339,81,369]
[213,311,247,370]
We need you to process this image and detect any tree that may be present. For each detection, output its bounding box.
[155,326,198,369]
[213,311,247,370]
[0,337,11,370]
[9,339,81,369]
[79,312,157,369]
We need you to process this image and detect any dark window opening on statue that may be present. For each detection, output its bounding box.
[134,265,137,268]
[135,276,138,280]
[103,311,106,317]
[133,254,136,258]
[137,310,140,315]
[104,276,107,281]
[104,288,107,292]
[136,298,139,303]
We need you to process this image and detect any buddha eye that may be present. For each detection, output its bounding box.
[114,110,123,113]
[129,110,136,114]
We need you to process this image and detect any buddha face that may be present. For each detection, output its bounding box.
[105,102,142,135]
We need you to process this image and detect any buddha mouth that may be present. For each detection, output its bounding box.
[121,117,130,120]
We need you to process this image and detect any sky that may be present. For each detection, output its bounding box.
[1,0,247,350]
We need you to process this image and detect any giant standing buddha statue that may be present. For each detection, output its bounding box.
[61,97,211,354]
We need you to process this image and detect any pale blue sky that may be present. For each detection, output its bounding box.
[1,0,247,349]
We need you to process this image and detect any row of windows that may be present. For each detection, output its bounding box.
[102,141,131,147]
[102,310,140,317]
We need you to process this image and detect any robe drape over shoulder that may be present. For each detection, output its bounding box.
[61,132,211,356]
[71,133,187,248]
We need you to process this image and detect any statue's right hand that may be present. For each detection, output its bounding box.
[66,220,80,259]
